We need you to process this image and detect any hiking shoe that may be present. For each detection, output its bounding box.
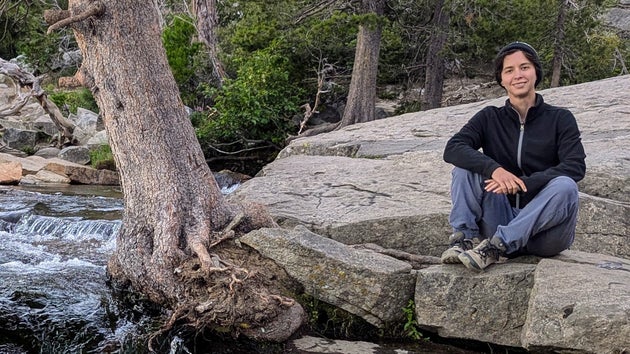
[440,231,475,264]
[458,237,506,271]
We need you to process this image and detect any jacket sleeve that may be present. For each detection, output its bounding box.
[443,108,501,178]
[521,111,586,193]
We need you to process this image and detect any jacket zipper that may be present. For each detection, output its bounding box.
[516,121,525,209]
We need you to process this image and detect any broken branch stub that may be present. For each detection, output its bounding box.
[45,2,105,35]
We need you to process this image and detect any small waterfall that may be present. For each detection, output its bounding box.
[0,181,248,353]
[0,186,139,353]
[13,214,121,242]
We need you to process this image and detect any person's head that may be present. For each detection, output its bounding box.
[494,42,543,89]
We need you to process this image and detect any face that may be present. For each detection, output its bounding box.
[500,50,537,100]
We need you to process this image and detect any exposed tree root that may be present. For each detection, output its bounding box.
[147,306,187,353]
[109,203,300,349]
[166,241,305,344]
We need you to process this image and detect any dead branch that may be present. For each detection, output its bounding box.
[294,0,345,24]
[285,121,339,144]
[296,60,337,137]
[614,48,628,75]
[45,2,105,34]
[0,57,76,146]
[205,141,276,155]
[297,62,334,135]
[351,243,442,269]
[0,79,30,117]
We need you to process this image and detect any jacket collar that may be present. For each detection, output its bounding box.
[504,94,545,121]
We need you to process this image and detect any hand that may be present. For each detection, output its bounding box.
[484,167,527,195]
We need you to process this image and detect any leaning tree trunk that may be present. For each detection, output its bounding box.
[337,0,384,128]
[44,0,304,343]
[422,0,449,110]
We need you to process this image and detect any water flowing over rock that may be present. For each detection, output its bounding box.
[230,75,630,353]
[0,186,132,353]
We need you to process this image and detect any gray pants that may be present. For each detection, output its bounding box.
[449,167,579,257]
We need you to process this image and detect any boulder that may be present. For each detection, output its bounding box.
[0,154,46,174]
[415,261,537,347]
[34,147,61,159]
[234,151,452,257]
[2,127,38,151]
[58,146,91,165]
[0,153,118,185]
[522,251,630,353]
[241,226,416,327]
[43,160,119,185]
[0,161,21,184]
[86,130,109,148]
[20,170,71,185]
[414,251,630,352]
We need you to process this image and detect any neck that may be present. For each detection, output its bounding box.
[509,93,536,121]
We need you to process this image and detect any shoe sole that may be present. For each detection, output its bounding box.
[458,252,484,271]
[441,254,463,264]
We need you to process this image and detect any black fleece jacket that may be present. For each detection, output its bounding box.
[443,94,586,208]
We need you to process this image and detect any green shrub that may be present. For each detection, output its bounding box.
[48,88,99,114]
[90,145,116,171]
[162,15,205,106]
[195,46,303,146]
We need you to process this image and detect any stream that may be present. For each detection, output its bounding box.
[0,185,490,354]
[0,185,139,353]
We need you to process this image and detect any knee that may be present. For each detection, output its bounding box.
[549,176,579,200]
[451,167,471,179]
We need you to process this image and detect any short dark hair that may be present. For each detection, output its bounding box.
[494,41,543,88]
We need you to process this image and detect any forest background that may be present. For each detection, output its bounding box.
[1,0,628,176]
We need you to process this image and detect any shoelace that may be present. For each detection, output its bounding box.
[476,244,500,261]
[460,239,474,251]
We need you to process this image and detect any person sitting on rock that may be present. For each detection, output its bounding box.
[440,41,586,271]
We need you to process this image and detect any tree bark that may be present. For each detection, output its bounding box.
[422,0,449,110]
[45,0,303,343]
[193,0,227,87]
[337,0,384,128]
[551,0,568,88]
